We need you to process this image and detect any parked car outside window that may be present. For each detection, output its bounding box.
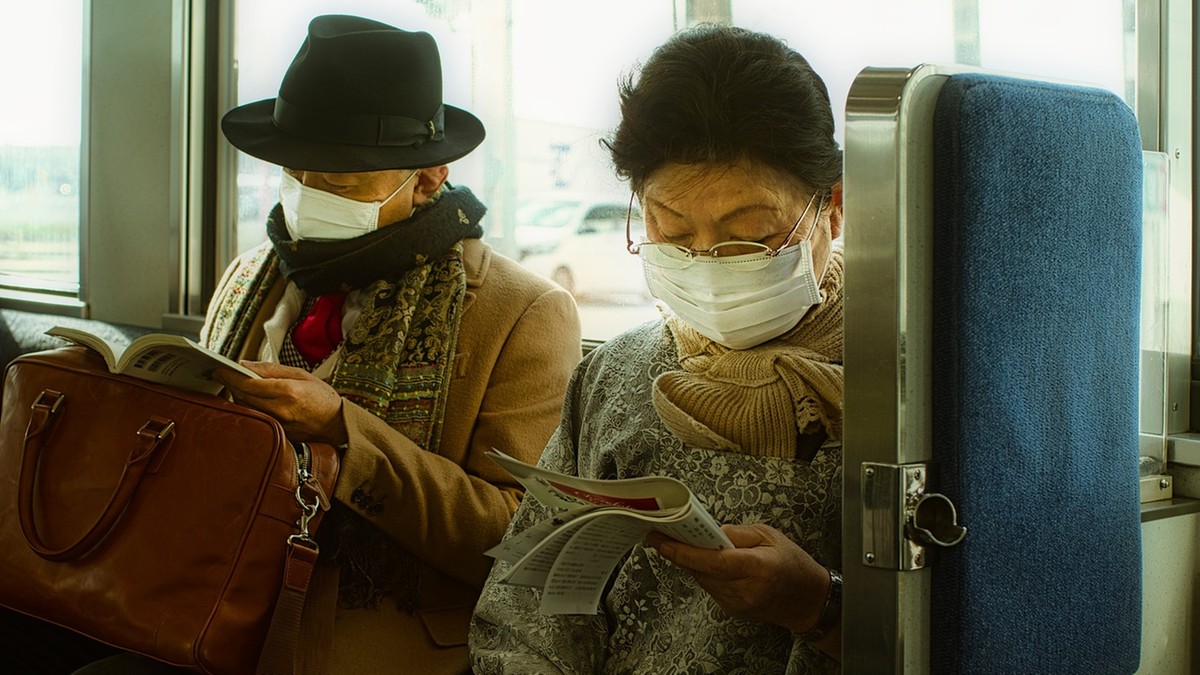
[516,195,649,301]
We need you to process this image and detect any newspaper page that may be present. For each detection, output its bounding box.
[485,450,733,614]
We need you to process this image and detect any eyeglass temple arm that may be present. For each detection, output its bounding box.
[625,192,638,254]
[774,192,826,254]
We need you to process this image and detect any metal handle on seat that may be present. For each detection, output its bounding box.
[910,493,967,547]
[862,462,967,570]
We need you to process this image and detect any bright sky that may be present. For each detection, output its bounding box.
[0,1,83,146]
[0,0,1127,147]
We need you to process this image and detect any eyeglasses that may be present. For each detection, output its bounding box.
[626,191,824,271]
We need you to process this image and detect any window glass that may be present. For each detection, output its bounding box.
[977,0,1127,99]
[230,0,1130,341]
[0,2,83,291]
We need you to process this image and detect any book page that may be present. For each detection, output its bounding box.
[117,343,241,395]
[485,506,597,565]
[487,449,691,512]
[44,325,118,369]
[47,327,259,395]
[532,506,732,614]
[121,334,258,379]
[498,514,595,587]
[539,514,659,614]
[664,494,732,549]
[495,502,732,612]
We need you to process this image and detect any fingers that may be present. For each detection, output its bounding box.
[220,378,285,407]
[220,372,314,426]
[651,523,777,574]
[721,523,775,548]
[649,524,798,581]
[237,360,312,380]
[212,367,252,389]
[221,361,314,400]
[645,531,669,548]
[648,522,830,632]
[209,359,346,444]
[652,536,754,580]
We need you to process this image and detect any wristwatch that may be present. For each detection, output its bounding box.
[796,567,842,643]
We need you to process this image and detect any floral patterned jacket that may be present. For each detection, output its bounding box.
[469,319,842,675]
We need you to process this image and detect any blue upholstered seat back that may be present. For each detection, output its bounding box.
[930,74,1143,673]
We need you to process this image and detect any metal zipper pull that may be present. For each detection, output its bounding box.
[292,440,330,511]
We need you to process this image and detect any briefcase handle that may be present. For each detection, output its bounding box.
[17,389,175,563]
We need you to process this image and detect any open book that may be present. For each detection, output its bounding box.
[485,449,733,615]
[47,325,259,396]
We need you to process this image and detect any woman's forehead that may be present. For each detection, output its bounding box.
[642,160,804,214]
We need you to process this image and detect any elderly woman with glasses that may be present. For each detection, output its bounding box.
[470,23,843,674]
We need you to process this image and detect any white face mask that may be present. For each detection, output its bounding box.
[642,240,824,350]
[279,169,418,241]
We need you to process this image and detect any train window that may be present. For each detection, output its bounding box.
[0,2,83,296]
[223,1,1133,342]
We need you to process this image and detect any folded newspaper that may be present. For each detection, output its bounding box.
[485,449,733,615]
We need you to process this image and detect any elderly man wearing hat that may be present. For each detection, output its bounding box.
[203,13,581,674]
[2,13,581,675]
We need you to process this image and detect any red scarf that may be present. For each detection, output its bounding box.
[291,292,346,367]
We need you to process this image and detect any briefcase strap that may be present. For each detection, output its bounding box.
[257,442,339,675]
[296,560,339,674]
[257,541,321,675]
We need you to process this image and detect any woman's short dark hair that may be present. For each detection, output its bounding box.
[606,24,842,195]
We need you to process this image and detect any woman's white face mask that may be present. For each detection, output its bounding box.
[642,239,825,349]
[279,169,418,241]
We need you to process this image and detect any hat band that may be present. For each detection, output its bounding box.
[272,97,446,149]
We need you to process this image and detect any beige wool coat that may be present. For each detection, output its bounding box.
[202,238,581,673]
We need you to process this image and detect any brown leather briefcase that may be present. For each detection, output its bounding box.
[0,346,340,674]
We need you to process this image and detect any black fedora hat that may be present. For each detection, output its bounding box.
[221,14,485,172]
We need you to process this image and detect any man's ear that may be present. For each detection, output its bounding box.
[412,165,450,206]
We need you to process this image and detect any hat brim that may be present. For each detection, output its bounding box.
[221,98,486,172]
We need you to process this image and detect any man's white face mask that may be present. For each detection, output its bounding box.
[279,169,418,241]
